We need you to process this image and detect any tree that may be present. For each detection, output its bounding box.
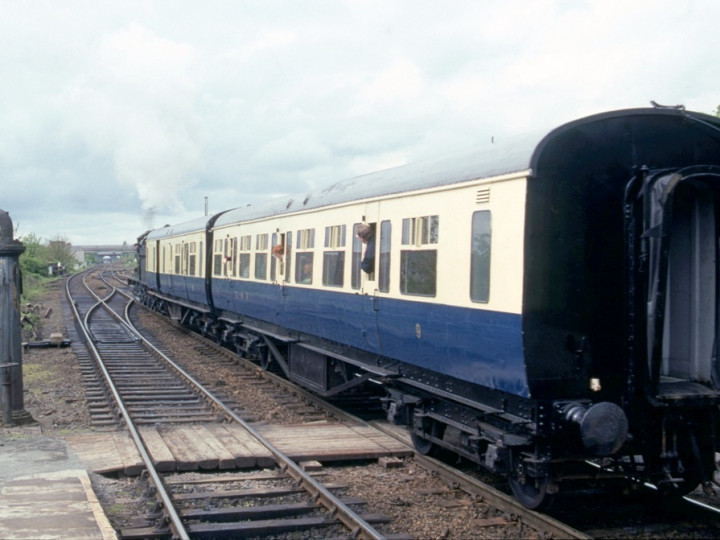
[18,233,49,276]
[47,235,77,272]
[18,233,77,282]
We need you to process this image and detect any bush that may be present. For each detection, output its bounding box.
[17,233,74,303]
[20,255,47,276]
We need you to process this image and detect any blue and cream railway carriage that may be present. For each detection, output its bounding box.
[132,107,720,508]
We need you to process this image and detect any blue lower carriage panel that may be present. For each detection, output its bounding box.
[211,279,529,399]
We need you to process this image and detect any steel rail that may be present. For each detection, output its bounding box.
[247,342,591,539]
[118,293,386,539]
[105,272,388,539]
[124,270,720,538]
[684,495,720,515]
[150,307,592,540]
[66,270,191,540]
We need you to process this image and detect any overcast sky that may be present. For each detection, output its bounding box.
[1,0,718,246]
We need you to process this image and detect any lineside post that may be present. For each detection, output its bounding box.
[0,209,26,424]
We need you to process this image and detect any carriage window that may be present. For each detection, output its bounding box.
[400,215,438,296]
[238,255,249,278]
[181,242,197,276]
[379,220,391,292]
[174,244,181,274]
[285,232,293,283]
[470,211,491,303]
[255,234,268,280]
[351,222,376,288]
[213,239,222,276]
[238,235,251,278]
[188,242,197,276]
[323,224,346,287]
[351,224,363,289]
[296,252,314,284]
[400,250,437,296]
[298,228,315,249]
[182,243,189,275]
[402,215,439,245]
[255,252,267,280]
[256,234,268,250]
[271,233,280,281]
[324,224,346,248]
[226,237,237,277]
[295,229,314,284]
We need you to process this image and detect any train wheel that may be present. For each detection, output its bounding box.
[647,419,713,498]
[508,450,554,510]
[651,455,704,499]
[410,416,443,457]
[410,432,440,456]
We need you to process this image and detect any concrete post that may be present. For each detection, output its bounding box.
[0,209,26,421]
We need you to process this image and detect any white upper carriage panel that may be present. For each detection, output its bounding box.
[214,131,541,225]
[146,214,218,279]
[211,132,542,315]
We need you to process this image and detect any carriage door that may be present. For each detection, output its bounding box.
[271,232,291,285]
[644,168,720,393]
[152,240,161,291]
[662,177,716,384]
[352,204,380,294]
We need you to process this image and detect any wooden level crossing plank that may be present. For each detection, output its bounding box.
[347,424,413,452]
[68,421,411,476]
[255,423,413,461]
[203,423,272,468]
[216,424,277,467]
[138,427,176,472]
[158,426,219,471]
[66,433,135,475]
[112,432,144,476]
[189,425,237,469]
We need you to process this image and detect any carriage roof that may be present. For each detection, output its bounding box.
[148,107,716,237]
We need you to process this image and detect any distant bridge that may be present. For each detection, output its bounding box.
[71,243,135,263]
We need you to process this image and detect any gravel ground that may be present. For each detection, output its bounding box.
[21,274,720,539]
[19,277,541,539]
[21,279,92,433]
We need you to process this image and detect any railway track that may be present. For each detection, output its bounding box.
[542,483,720,539]
[68,271,222,426]
[118,272,594,539]
[63,265,720,538]
[66,266,399,539]
[127,276,720,539]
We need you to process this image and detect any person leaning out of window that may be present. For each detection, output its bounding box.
[357,224,375,274]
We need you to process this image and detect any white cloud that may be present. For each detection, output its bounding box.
[358,58,425,106]
[56,24,202,215]
[0,0,718,245]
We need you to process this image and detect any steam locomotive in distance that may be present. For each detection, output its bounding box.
[131,106,720,509]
